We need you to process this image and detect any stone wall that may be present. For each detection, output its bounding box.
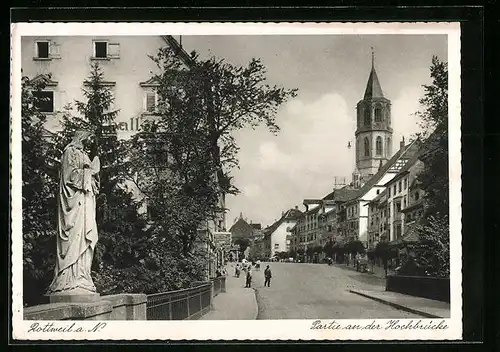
[386,275,450,302]
[24,294,147,321]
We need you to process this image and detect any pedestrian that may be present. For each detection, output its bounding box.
[245,267,252,288]
[264,265,272,287]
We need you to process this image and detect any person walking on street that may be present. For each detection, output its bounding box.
[245,267,253,288]
[264,265,272,287]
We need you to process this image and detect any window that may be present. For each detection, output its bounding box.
[403,197,407,208]
[144,90,157,113]
[93,41,120,59]
[34,40,60,60]
[386,137,391,155]
[94,41,108,58]
[376,189,380,195]
[374,107,382,122]
[364,107,371,125]
[398,181,402,193]
[376,136,383,155]
[393,185,396,195]
[364,137,370,156]
[37,41,49,58]
[404,178,407,190]
[415,191,420,201]
[33,91,54,113]
[388,187,391,197]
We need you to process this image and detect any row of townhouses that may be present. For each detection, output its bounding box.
[261,57,429,262]
[22,35,228,279]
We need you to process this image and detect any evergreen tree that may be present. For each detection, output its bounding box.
[21,74,59,305]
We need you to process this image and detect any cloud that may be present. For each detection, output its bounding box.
[227,92,355,227]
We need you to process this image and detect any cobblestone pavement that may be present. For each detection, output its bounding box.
[253,262,421,320]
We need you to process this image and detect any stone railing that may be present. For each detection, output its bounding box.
[24,294,147,321]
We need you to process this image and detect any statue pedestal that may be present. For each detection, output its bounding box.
[45,288,101,304]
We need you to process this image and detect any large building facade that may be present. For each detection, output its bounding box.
[21,36,170,138]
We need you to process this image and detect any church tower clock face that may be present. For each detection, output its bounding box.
[354,50,393,179]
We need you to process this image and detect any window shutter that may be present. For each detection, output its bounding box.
[108,43,120,59]
[145,91,156,113]
[49,42,61,59]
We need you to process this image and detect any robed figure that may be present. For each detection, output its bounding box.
[47,130,100,295]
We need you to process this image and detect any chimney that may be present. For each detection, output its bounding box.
[400,136,405,150]
[295,205,298,210]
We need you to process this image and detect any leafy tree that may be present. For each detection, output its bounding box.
[404,215,450,277]
[234,238,251,253]
[248,241,265,261]
[276,251,289,260]
[347,240,366,255]
[21,74,59,306]
[416,56,449,217]
[306,246,315,259]
[323,240,335,258]
[149,46,298,195]
[400,56,450,278]
[121,44,297,271]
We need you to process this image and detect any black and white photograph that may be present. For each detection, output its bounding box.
[11,22,461,340]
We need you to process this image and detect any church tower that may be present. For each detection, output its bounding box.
[354,50,393,181]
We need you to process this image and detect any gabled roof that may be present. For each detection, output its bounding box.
[322,185,358,202]
[347,140,420,203]
[369,188,387,204]
[264,208,302,235]
[250,223,262,230]
[384,139,424,185]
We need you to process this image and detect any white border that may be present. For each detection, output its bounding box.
[11,22,461,341]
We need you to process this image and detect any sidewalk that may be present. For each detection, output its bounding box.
[333,262,393,279]
[199,274,258,320]
[349,289,451,318]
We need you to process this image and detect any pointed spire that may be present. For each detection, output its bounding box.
[364,48,384,99]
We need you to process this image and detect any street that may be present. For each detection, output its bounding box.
[248,262,421,319]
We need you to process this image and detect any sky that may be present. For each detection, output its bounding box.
[181,35,448,229]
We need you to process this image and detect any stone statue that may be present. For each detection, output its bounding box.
[46,130,100,296]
